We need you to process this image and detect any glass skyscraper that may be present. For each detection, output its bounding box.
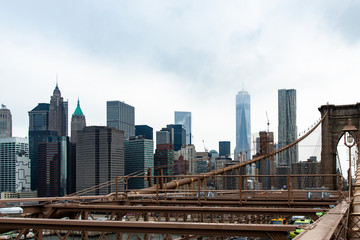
[278,89,298,168]
[124,137,154,189]
[235,91,251,161]
[107,101,135,139]
[174,111,191,145]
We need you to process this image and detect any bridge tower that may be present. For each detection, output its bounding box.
[319,103,360,188]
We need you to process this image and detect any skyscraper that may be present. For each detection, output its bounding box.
[174,111,192,145]
[0,105,12,137]
[107,101,135,139]
[135,125,153,140]
[0,137,30,193]
[49,84,68,137]
[28,84,68,191]
[71,99,86,144]
[76,126,125,195]
[219,141,230,158]
[278,89,298,169]
[124,136,154,189]
[37,136,76,197]
[28,103,58,190]
[235,90,251,160]
[166,124,186,151]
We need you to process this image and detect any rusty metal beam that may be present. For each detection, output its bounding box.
[0,218,296,238]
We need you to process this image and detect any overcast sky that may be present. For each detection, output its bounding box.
[1,0,360,163]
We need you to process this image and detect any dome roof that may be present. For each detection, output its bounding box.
[72,99,84,117]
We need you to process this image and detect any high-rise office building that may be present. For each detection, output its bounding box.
[124,136,154,189]
[219,141,230,158]
[0,137,30,193]
[278,89,298,169]
[37,136,76,197]
[156,128,174,145]
[253,131,275,190]
[174,111,192,145]
[135,125,153,140]
[76,126,125,195]
[49,84,68,137]
[0,105,12,137]
[235,90,251,160]
[71,99,86,144]
[176,145,195,174]
[166,124,186,151]
[154,143,174,176]
[107,101,135,139]
[28,103,58,190]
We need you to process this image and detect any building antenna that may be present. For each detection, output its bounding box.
[56,72,59,86]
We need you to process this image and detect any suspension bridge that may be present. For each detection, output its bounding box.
[1,103,360,240]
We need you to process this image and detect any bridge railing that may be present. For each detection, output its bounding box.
[109,173,345,205]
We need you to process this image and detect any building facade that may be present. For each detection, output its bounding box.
[28,103,58,190]
[154,143,174,176]
[71,99,86,144]
[0,137,30,193]
[135,125,153,140]
[124,137,154,189]
[278,89,298,169]
[48,84,68,137]
[219,141,230,158]
[235,90,251,161]
[37,136,76,197]
[176,145,195,174]
[0,105,12,137]
[76,126,125,195]
[166,124,186,151]
[107,101,135,139]
[174,111,192,145]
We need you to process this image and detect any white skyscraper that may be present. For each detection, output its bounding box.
[0,137,30,193]
[235,91,251,161]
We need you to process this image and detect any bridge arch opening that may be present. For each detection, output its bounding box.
[319,103,360,188]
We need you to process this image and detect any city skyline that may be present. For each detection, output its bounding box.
[1,1,360,162]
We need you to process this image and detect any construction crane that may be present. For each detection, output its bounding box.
[202,139,208,152]
[266,111,270,133]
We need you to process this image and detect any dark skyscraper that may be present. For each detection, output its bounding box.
[28,84,69,191]
[166,124,186,151]
[125,136,154,189]
[154,143,174,176]
[49,84,68,137]
[107,101,135,139]
[28,103,58,190]
[135,125,153,140]
[219,141,231,158]
[76,126,125,195]
[37,136,76,197]
[278,89,298,169]
[0,104,12,137]
[71,99,86,144]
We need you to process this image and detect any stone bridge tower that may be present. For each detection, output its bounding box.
[319,103,360,188]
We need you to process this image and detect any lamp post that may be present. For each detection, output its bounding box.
[342,119,358,199]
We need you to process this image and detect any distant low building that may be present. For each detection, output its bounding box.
[292,159,322,189]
